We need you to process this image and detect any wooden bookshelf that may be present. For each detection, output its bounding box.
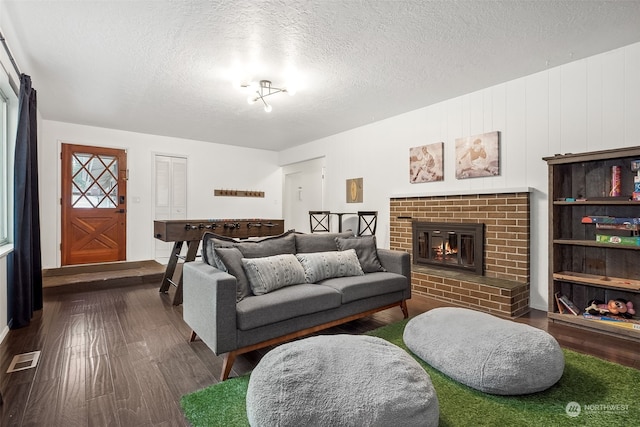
[544,146,640,342]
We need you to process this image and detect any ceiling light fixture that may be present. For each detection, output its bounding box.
[243,80,293,112]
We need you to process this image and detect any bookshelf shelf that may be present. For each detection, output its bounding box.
[553,239,640,250]
[553,200,640,206]
[553,271,640,292]
[547,312,640,340]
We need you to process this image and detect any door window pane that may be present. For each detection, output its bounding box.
[71,153,118,208]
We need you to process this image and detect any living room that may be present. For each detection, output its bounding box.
[1,1,640,426]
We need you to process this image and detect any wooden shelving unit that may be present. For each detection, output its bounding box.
[544,146,640,342]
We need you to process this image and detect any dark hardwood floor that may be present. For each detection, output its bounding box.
[1,278,639,426]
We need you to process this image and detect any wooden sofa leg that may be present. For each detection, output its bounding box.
[221,352,237,381]
[400,300,409,319]
[189,330,197,342]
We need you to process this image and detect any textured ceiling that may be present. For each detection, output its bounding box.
[2,1,640,151]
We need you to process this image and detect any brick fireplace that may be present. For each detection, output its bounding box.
[390,190,530,318]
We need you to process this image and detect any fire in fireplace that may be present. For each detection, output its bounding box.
[412,222,484,275]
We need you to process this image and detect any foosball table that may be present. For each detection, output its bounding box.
[154,218,285,305]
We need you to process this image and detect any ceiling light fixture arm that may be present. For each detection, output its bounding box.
[251,80,287,103]
[241,79,292,112]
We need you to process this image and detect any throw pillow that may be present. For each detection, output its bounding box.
[241,254,306,295]
[234,230,296,258]
[202,232,239,271]
[335,235,386,273]
[214,247,252,302]
[294,231,355,253]
[296,249,364,283]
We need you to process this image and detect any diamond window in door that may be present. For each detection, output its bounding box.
[71,153,118,208]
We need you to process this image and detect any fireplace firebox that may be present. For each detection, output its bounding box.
[412,222,484,275]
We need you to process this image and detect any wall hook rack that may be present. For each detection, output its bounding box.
[214,189,265,198]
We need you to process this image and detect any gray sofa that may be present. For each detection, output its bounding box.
[183,230,411,380]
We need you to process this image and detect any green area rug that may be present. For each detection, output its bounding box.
[181,319,640,426]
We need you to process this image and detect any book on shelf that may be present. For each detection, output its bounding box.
[554,293,564,314]
[555,293,581,316]
[582,216,640,225]
[577,197,636,202]
[595,223,639,231]
[582,317,640,331]
[595,234,640,246]
[583,313,640,324]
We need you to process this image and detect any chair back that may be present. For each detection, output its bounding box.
[357,211,378,236]
[309,211,331,233]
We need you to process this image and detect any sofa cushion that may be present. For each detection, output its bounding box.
[236,284,342,330]
[320,271,408,303]
[235,231,296,258]
[214,247,252,302]
[202,232,238,270]
[335,235,385,273]
[296,249,364,283]
[295,231,354,253]
[202,230,296,268]
[242,254,306,295]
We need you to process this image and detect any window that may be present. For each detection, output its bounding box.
[0,66,18,246]
[0,87,8,245]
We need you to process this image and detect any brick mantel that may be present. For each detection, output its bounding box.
[390,191,530,318]
[390,187,532,199]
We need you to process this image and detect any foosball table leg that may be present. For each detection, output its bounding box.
[159,241,183,294]
[172,240,200,305]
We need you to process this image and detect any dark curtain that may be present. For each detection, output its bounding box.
[8,74,42,329]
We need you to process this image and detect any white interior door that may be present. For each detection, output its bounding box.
[283,158,325,233]
[154,154,187,264]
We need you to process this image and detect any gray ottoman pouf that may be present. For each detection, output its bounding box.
[246,334,439,427]
[403,307,564,395]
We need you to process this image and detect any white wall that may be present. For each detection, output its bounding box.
[280,41,640,311]
[39,121,283,268]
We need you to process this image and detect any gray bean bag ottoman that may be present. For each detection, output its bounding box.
[403,307,564,395]
[246,334,439,427]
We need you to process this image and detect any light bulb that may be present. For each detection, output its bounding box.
[247,95,257,104]
[286,86,296,96]
[264,104,272,113]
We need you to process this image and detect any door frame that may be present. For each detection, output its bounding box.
[151,151,189,262]
[282,157,325,232]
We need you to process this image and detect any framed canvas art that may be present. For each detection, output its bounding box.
[346,178,363,203]
[410,142,444,183]
[455,131,500,179]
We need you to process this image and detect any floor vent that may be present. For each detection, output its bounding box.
[6,351,41,373]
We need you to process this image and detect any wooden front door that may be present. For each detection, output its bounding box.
[61,144,127,265]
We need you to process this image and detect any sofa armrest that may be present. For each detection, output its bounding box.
[183,261,237,355]
[377,248,411,281]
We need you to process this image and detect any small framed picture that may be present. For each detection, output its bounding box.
[346,178,363,203]
[455,131,500,179]
[410,142,444,183]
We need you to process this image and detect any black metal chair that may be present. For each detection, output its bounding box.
[309,211,331,233]
[357,211,378,236]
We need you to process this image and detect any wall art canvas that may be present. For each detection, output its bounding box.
[346,178,363,203]
[410,142,444,183]
[455,131,500,179]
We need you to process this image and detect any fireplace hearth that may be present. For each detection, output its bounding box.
[412,222,484,275]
